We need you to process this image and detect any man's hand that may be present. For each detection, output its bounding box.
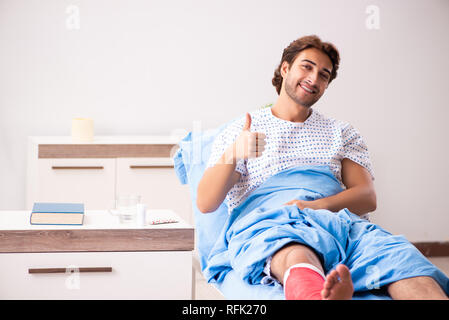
[284,199,327,210]
[283,159,377,217]
[226,113,267,162]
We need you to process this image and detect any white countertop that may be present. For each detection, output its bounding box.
[0,209,193,231]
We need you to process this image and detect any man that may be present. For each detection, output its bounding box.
[197,35,448,299]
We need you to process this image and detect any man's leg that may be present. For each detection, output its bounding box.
[270,243,324,283]
[270,243,353,300]
[387,276,449,300]
[343,213,449,299]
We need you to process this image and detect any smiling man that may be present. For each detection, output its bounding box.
[197,35,449,300]
[274,46,332,114]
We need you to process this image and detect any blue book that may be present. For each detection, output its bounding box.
[30,202,84,225]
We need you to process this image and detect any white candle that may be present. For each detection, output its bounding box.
[72,118,94,142]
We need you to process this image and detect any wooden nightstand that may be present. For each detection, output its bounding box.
[0,210,194,299]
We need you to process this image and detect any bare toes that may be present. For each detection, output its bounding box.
[336,264,352,283]
[321,288,330,299]
[324,270,338,289]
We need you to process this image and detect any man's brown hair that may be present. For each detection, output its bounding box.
[272,35,340,95]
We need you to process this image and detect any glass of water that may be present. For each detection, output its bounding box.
[110,195,141,224]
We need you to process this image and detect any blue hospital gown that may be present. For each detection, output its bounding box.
[206,107,375,213]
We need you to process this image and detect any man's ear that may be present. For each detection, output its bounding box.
[280,61,290,78]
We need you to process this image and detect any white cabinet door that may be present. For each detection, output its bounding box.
[0,251,192,299]
[36,158,116,210]
[116,158,193,224]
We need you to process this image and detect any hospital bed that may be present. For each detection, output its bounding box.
[173,121,391,300]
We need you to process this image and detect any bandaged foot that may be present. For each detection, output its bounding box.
[321,264,354,300]
[283,263,326,300]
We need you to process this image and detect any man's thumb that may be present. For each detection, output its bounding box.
[243,113,252,131]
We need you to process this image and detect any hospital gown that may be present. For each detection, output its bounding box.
[206,106,374,214]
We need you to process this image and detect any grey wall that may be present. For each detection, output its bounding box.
[1,0,448,241]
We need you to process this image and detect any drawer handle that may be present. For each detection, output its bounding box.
[28,267,112,274]
[129,165,173,169]
[51,166,104,170]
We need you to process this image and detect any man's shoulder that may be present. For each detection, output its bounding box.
[213,107,263,143]
[313,110,353,131]
[222,107,268,130]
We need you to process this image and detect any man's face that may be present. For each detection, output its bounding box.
[281,47,333,108]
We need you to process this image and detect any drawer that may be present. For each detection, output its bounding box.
[0,251,192,299]
[36,158,116,209]
[116,158,193,224]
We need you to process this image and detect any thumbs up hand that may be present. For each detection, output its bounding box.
[229,113,267,161]
[242,112,252,131]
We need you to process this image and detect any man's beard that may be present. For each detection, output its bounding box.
[284,77,320,108]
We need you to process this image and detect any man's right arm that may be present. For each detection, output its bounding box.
[196,113,266,214]
[196,144,241,213]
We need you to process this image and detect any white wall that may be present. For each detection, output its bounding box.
[1,0,448,242]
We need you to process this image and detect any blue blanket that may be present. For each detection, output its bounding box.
[203,165,449,295]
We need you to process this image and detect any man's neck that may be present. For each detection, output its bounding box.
[271,94,312,123]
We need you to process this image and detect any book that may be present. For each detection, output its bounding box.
[30,202,84,225]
